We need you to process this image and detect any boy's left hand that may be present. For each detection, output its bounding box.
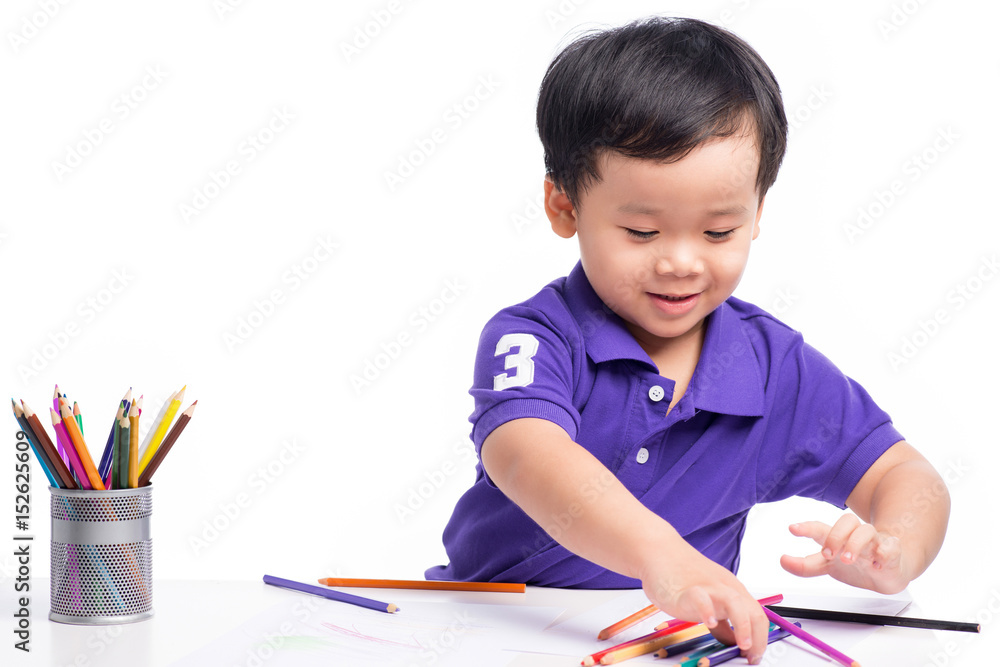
[779,514,911,594]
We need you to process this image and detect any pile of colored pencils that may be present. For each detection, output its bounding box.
[11,384,196,490]
[582,595,845,666]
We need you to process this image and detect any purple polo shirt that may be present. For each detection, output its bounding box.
[425,262,903,588]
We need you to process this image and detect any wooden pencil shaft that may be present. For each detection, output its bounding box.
[585,621,700,665]
[318,577,524,593]
[766,605,979,633]
[763,607,858,667]
[599,624,703,664]
[60,404,104,490]
[264,575,397,613]
[24,409,77,489]
[598,603,658,640]
[138,405,194,486]
[51,409,91,490]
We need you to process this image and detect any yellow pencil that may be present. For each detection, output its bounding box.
[138,386,184,473]
[128,401,140,488]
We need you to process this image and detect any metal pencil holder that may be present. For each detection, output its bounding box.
[49,485,154,625]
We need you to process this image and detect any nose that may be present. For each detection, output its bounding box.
[653,241,704,278]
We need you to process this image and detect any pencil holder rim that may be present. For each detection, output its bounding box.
[49,484,152,499]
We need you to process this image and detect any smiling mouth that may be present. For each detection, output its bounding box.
[653,293,697,301]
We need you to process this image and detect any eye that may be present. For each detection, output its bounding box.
[705,229,736,240]
[625,228,657,240]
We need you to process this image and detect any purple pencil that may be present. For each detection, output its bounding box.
[695,623,797,666]
[763,606,860,667]
[263,575,399,613]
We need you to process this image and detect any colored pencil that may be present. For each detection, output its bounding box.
[59,403,105,490]
[138,401,196,486]
[599,603,659,640]
[73,401,84,434]
[52,385,68,466]
[672,641,724,666]
[765,605,980,633]
[317,578,525,593]
[582,621,700,665]
[598,623,703,664]
[106,404,126,488]
[137,391,173,458]
[654,594,784,631]
[651,632,719,659]
[99,389,130,485]
[694,623,796,666]
[128,402,140,488]
[263,575,399,613]
[763,606,859,667]
[12,400,59,487]
[116,415,130,489]
[51,408,90,489]
[21,401,77,489]
[138,388,183,471]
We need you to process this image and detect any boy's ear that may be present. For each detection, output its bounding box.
[544,177,578,239]
[752,195,765,240]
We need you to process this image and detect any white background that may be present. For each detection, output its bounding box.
[2,0,998,663]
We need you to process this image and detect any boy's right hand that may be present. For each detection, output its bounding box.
[637,542,770,665]
[482,418,770,662]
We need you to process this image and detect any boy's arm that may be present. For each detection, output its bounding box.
[483,417,771,663]
[780,440,950,593]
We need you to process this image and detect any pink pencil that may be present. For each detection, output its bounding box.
[763,606,860,667]
[51,408,90,490]
[53,385,69,467]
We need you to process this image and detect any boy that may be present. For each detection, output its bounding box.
[426,17,949,662]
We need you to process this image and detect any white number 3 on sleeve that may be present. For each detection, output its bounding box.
[493,333,539,390]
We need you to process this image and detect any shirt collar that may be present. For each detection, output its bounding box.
[563,261,764,417]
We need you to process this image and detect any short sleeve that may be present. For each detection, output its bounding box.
[756,337,904,508]
[468,304,583,485]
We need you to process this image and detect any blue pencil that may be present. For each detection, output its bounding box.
[263,575,399,613]
[12,399,59,487]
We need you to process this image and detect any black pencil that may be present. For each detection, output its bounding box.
[765,605,980,633]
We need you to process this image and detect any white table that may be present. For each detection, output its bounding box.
[1,579,973,666]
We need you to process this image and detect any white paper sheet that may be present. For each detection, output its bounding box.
[170,596,565,667]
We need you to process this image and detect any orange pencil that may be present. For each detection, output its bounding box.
[653,594,784,630]
[128,401,140,488]
[317,578,525,593]
[599,624,705,664]
[59,403,104,490]
[598,603,659,640]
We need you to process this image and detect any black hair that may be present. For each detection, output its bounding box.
[536,16,787,206]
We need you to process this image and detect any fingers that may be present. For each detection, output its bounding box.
[681,588,768,664]
[790,515,880,565]
[779,552,829,578]
[821,514,863,562]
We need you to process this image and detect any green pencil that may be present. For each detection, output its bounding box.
[116,415,131,489]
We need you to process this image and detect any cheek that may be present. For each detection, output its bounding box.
[711,244,751,282]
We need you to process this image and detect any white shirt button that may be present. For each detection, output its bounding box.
[636,447,649,464]
[648,385,665,402]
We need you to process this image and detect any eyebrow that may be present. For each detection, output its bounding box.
[617,203,750,217]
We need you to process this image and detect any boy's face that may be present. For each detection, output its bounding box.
[545,134,764,357]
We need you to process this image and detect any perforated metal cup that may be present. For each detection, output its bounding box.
[49,485,153,625]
